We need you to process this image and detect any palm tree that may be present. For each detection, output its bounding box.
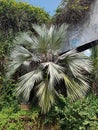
[7,24,92,113]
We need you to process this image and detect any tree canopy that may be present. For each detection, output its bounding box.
[53,0,95,24]
[0,0,50,37]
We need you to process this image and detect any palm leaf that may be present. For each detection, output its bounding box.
[33,24,49,53]
[37,81,55,114]
[14,32,39,49]
[58,50,92,100]
[58,50,93,78]
[16,70,43,101]
[62,73,89,101]
[6,60,22,79]
[42,62,64,87]
[7,45,40,78]
[37,62,65,113]
[48,24,68,52]
[33,24,68,53]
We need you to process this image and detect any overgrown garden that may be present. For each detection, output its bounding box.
[0,0,98,130]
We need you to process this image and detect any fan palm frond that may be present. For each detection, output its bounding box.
[33,24,49,53]
[37,81,55,114]
[37,62,64,113]
[57,50,92,101]
[42,62,64,84]
[62,73,89,101]
[7,46,39,78]
[16,70,43,101]
[33,24,48,37]
[7,60,22,79]
[58,50,93,78]
[48,24,68,52]
[14,32,39,49]
[33,24,68,53]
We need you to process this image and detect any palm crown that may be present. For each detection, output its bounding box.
[7,24,92,113]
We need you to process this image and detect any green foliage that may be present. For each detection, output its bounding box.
[0,107,40,130]
[0,77,18,110]
[47,94,98,130]
[0,106,59,130]
[0,0,50,58]
[0,0,50,37]
[0,38,14,58]
[0,94,98,130]
[54,0,94,24]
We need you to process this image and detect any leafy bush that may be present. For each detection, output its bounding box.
[0,94,98,130]
[46,94,98,130]
[0,0,50,37]
[0,76,19,110]
[0,107,39,130]
[0,106,59,130]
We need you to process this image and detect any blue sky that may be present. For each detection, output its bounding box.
[22,0,61,15]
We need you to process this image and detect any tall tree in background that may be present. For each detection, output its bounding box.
[53,0,94,25]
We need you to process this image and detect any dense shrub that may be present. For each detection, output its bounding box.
[0,0,50,37]
[0,77,18,110]
[0,107,59,130]
[0,94,98,130]
[0,107,39,130]
[0,0,50,58]
[46,94,98,130]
